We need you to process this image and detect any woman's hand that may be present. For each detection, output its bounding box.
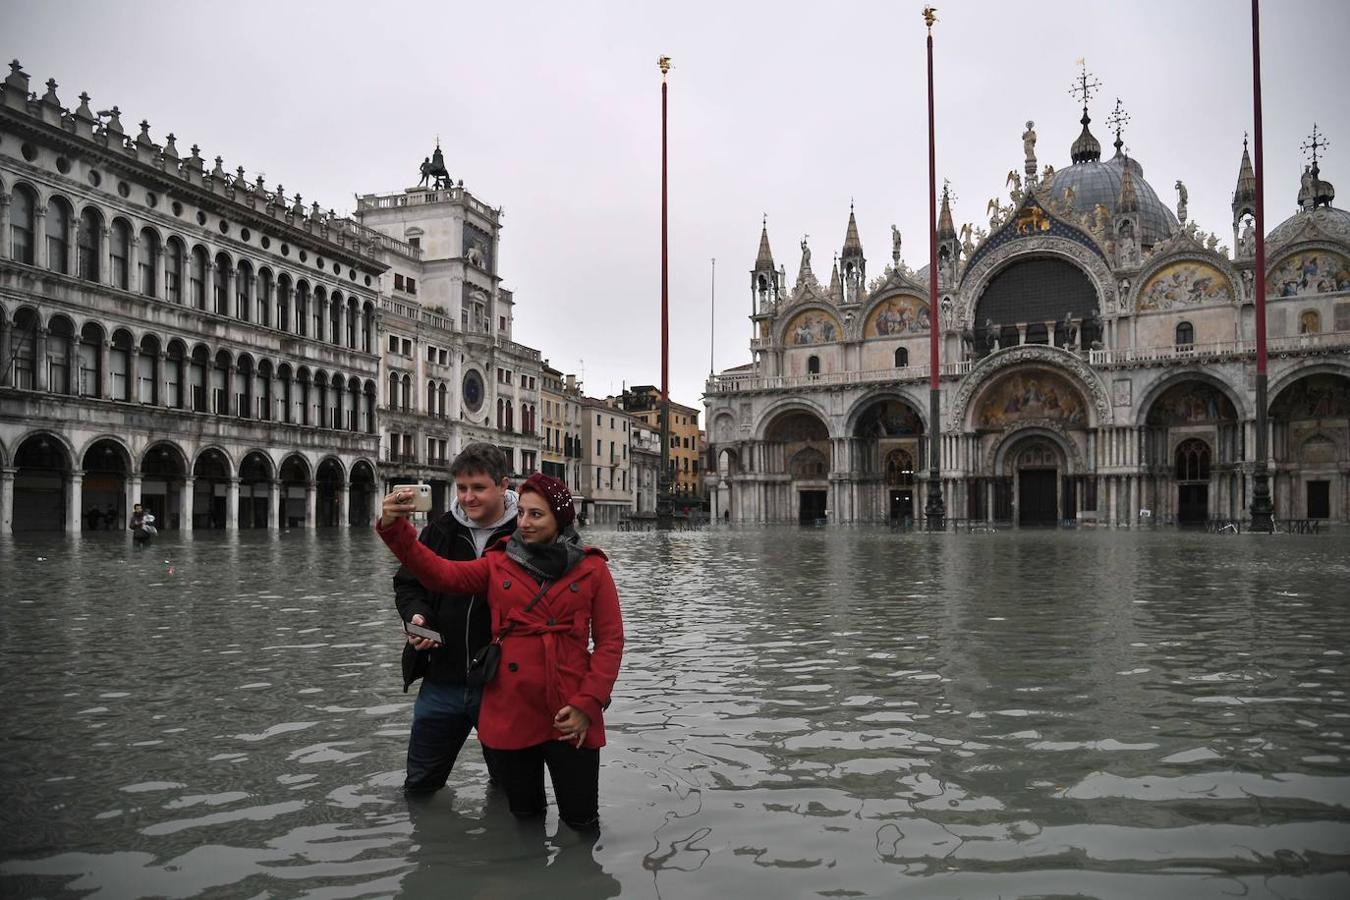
[553,705,590,748]
[380,489,416,529]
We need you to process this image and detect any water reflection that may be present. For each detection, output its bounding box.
[2,527,1349,898]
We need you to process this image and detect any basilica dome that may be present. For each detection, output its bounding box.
[1267,204,1350,249]
[1043,151,1177,246]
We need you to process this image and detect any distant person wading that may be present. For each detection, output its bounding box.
[380,471,624,830]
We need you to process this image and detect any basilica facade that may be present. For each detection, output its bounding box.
[706,97,1350,527]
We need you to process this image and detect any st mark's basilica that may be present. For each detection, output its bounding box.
[705,77,1350,527]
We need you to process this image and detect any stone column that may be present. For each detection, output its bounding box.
[103,227,116,287]
[369,481,380,525]
[268,479,281,531]
[67,470,83,534]
[128,237,140,295]
[181,476,195,531]
[99,340,111,399]
[126,473,143,522]
[0,193,11,259]
[337,481,350,528]
[33,205,48,269]
[225,477,239,530]
[1,466,15,533]
[35,327,49,392]
[305,481,317,528]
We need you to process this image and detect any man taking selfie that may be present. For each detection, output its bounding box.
[394,442,517,794]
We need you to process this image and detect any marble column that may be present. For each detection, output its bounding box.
[0,193,11,259]
[181,475,194,531]
[268,479,281,531]
[225,477,239,530]
[35,327,49,392]
[126,473,143,521]
[1,466,15,533]
[67,470,83,534]
[33,205,48,269]
[337,482,350,528]
[128,237,140,295]
[305,481,317,528]
[99,340,111,399]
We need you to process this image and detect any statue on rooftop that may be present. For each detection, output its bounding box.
[420,141,451,190]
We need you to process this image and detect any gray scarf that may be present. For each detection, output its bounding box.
[505,525,586,583]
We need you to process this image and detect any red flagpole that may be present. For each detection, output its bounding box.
[657,56,673,527]
[1249,0,1273,530]
[923,7,945,529]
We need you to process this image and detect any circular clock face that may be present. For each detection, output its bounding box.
[462,370,484,413]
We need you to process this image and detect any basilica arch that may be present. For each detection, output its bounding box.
[1138,374,1243,525]
[1268,367,1350,521]
[952,345,1111,432]
[754,405,833,524]
[847,393,927,523]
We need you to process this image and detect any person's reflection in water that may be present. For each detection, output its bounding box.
[401,794,621,899]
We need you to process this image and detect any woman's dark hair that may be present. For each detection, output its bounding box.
[450,442,509,482]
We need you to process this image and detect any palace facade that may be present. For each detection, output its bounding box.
[0,63,383,532]
[706,94,1350,527]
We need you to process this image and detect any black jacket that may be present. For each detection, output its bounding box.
[394,511,516,691]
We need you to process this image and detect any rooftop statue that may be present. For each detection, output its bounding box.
[419,142,452,190]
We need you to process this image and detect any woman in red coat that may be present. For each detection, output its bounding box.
[378,473,623,830]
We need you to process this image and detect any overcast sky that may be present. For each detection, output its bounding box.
[8,0,1349,412]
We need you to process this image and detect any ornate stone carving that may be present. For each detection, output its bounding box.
[947,344,1114,431]
[982,420,1086,477]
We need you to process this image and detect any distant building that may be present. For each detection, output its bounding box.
[611,385,704,503]
[540,362,584,494]
[630,421,661,514]
[707,83,1350,525]
[0,62,383,531]
[580,396,634,524]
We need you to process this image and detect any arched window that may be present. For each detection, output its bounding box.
[296,282,310,337]
[276,275,291,332]
[138,227,160,297]
[438,382,448,418]
[213,253,230,314]
[400,373,411,411]
[388,371,399,409]
[110,219,132,290]
[807,355,821,375]
[426,379,436,414]
[9,185,36,265]
[189,246,208,309]
[329,294,341,344]
[1175,321,1194,347]
[346,300,357,348]
[77,207,102,281]
[46,197,71,274]
[165,238,185,304]
[894,347,909,367]
[235,261,251,322]
[362,303,375,353]
[497,397,504,430]
[1175,438,1211,482]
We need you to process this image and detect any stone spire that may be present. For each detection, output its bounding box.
[1231,133,1256,220]
[828,257,841,299]
[937,182,956,241]
[1117,156,1140,214]
[755,216,775,270]
[842,203,863,257]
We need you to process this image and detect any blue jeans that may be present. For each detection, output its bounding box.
[405,680,486,794]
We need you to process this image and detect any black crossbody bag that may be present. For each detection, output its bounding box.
[464,581,551,687]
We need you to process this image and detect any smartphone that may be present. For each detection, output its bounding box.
[404,621,444,644]
[393,483,433,513]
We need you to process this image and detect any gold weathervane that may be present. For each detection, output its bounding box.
[922,6,937,32]
[658,56,672,78]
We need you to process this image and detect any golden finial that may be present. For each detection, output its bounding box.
[658,56,672,78]
[922,6,937,32]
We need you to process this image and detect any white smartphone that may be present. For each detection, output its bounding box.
[393,483,433,513]
[404,621,444,644]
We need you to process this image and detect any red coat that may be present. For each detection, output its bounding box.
[379,518,623,750]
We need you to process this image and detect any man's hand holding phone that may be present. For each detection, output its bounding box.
[405,614,442,650]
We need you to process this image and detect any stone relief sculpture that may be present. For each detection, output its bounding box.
[891,225,902,264]
[1175,180,1188,224]
[1023,120,1037,171]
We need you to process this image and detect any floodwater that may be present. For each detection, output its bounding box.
[1,526,1348,899]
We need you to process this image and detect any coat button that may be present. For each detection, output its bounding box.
[507,662,518,672]
[569,583,579,592]
[503,580,511,589]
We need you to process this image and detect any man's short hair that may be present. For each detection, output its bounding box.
[450,442,509,483]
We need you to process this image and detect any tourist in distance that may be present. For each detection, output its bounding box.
[394,443,519,795]
[378,472,623,830]
[128,503,156,543]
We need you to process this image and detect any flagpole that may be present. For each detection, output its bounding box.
[1248,0,1273,531]
[923,6,946,531]
[657,55,674,529]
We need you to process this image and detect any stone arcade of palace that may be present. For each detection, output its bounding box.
[705,93,1350,527]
